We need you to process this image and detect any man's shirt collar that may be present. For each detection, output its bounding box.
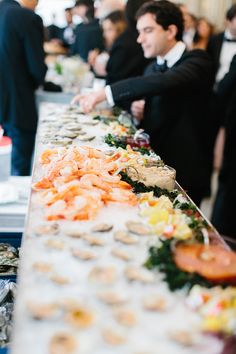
[157,41,186,68]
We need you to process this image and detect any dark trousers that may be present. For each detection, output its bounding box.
[211,181,236,239]
[3,124,35,176]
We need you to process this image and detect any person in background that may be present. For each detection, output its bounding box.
[177,3,197,49]
[192,18,214,50]
[208,4,236,84]
[46,13,61,41]
[88,0,126,76]
[176,2,197,49]
[103,0,150,85]
[60,7,76,48]
[72,0,104,61]
[0,0,47,176]
[90,0,150,83]
[94,0,125,21]
[183,13,197,49]
[89,10,127,78]
[211,55,236,239]
[72,0,214,206]
[207,5,236,178]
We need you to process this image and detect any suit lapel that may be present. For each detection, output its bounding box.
[215,33,224,67]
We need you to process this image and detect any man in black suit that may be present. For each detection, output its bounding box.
[60,8,76,48]
[207,5,236,202]
[211,55,236,238]
[72,0,104,61]
[72,0,214,206]
[207,4,236,83]
[0,0,47,175]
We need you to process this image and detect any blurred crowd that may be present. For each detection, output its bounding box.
[0,0,236,239]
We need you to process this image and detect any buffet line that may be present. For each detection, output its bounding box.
[10,103,236,354]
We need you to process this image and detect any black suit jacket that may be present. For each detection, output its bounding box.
[106,28,149,85]
[46,24,61,41]
[110,50,214,191]
[217,55,236,185]
[72,20,104,62]
[211,55,236,236]
[207,32,224,76]
[0,0,47,132]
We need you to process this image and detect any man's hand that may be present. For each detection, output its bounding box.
[131,100,145,122]
[71,89,106,113]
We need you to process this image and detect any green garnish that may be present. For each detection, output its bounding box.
[104,134,151,155]
[55,62,63,75]
[145,239,213,291]
[120,171,179,201]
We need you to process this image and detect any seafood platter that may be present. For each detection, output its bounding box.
[10,103,236,354]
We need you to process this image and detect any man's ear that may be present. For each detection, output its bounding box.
[167,24,178,40]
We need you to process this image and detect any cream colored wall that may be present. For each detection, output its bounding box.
[173,0,235,30]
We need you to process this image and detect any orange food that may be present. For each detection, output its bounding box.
[33,146,137,221]
[174,243,236,284]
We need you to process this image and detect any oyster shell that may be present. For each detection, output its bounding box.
[33,262,52,273]
[126,221,151,236]
[78,134,95,142]
[72,248,97,261]
[102,328,126,346]
[77,117,98,125]
[63,227,87,238]
[111,248,132,261]
[50,274,69,285]
[65,124,82,131]
[52,139,72,146]
[98,290,128,306]
[44,239,65,250]
[114,308,137,327]
[57,131,78,139]
[27,302,58,320]
[114,231,138,245]
[143,295,168,311]
[124,266,154,283]
[89,266,117,284]
[91,223,113,233]
[83,235,106,246]
[34,223,59,236]
[169,330,195,347]
[0,244,19,274]
[65,307,94,328]
[49,332,77,354]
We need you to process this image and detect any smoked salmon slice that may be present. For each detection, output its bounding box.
[174,243,236,284]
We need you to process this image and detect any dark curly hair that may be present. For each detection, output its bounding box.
[136,0,184,41]
[226,4,236,21]
[125,0,150,29]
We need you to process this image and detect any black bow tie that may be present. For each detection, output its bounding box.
[153,60,168,73]
[224,37,236,43]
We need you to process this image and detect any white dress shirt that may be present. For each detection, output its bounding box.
[105,41,186,107]
[216,29,236,83]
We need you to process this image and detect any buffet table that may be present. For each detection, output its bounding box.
[10,103,235,354]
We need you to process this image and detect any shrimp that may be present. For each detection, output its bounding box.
[46,185,83,206]
[33,177,53,190]
[79,146,104,159]
[40,149,57,164]
[34,145,137,221]
[105,188,137,205]
[80,174,112,193]
[47,160,78,181]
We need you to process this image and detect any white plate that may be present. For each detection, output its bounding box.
[0,182,19,204]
